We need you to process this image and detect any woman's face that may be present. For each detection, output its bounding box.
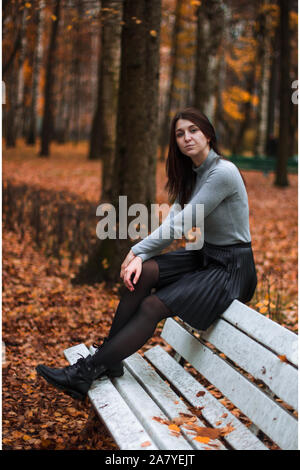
[175,119,210,160]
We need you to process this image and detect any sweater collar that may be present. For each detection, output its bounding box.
[192,147,219,176]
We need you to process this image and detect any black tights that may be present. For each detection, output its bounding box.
[92,259,174,368]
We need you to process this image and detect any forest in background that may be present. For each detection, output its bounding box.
[2,0,298,159]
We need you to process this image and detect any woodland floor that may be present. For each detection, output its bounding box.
[2,140,298,450]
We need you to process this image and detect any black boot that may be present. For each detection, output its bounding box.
[92,337,124,378]
[36,355,107,401]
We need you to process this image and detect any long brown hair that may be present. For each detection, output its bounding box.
[165,107,246,207]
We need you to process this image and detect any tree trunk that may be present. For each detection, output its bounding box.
[144,0,162,210]
[27,0,45,145]
[274,0,291,186]
[254,0,272,157]
[4,5,27,148]
[214,2,231,146]
[88,0,122,211]
[39,0,61,157]
[73,0,162,286]
[159,0,184,159]
[193,0,224,120]
[265,24,280,147]
[71,0,84,144]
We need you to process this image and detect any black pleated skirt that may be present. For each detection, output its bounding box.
[152,241,257,331]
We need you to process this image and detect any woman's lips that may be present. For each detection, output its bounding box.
[185,145,194,149]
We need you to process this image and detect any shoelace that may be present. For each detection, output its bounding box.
[66,354,86,371]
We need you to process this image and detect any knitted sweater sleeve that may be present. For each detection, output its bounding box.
[131,166,232,262]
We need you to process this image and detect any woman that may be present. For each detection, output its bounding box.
[36,107,257,401]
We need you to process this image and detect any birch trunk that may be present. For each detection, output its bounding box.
[254,0,272,157]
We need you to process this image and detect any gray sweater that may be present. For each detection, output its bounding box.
[131,147,251,262]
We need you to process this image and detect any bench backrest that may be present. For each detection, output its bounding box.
[161,300,298,450]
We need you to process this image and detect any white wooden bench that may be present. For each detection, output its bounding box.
[64,299,298,450]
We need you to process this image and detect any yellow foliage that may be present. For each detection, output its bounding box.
[260,307,268,314]
[173,78,189,90]
[222,85,258,121]
[290,11,298,29]
[223,99,244,121]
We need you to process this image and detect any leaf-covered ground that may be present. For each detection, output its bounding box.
[2,141,298,450]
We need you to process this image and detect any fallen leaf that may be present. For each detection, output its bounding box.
[141,441,151,447]
[168,424,181,433]
[194,436,211,443]
[278,354,288,362]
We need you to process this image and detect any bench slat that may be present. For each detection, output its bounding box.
[199,318,298,410]
[64,344,157,450]
[111,366,194,450]
[221,301,298,367]
[161,319,298,450]
[125,353,227,450]
[145,345,268,450]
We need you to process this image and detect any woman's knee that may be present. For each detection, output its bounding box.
[139,294,172,321]
[139,259,159,286]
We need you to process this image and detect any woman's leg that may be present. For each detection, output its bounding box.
[107,258,160,340]
[92,294,174,368]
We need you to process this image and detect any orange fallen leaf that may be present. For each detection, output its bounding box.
[152,416,170,425]
[278,354,288,362]
[194,436,211,443]
[168,424,181,433]
[141,441,151,447]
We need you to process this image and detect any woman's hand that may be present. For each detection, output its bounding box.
[120,249,136,279]
[122,256,142,291]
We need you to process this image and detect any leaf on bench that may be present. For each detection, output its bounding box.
[182,422,235,440]
[168,424,181,433]
[141,441,152,448]
[278,354,288,362]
